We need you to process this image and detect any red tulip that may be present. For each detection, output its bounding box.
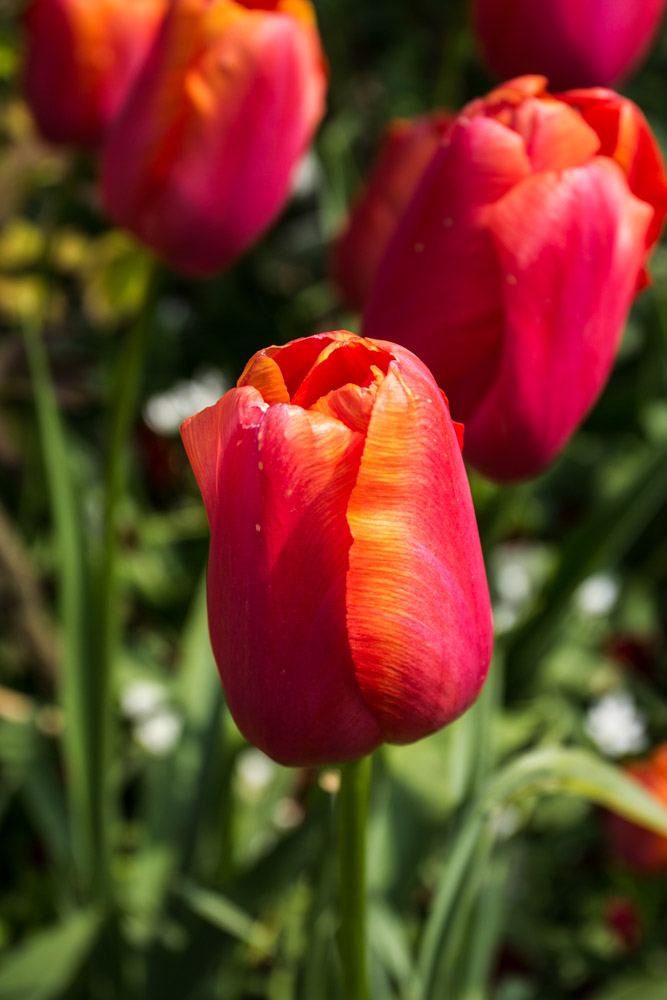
[333,112,452,312]
[181,331,492,766]
[23,0,168,147]
[363,77,667,482]
[101,0,326,277]
[607,745,667,873]
[474,0,666,90]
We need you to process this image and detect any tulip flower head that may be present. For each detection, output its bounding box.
[363,76,667,481]
[102,0,327,277]
[333,112,452,312]
[474,0,666,90]
[607,745,667,873]
[181,332,492,766]
[24,0,168,147]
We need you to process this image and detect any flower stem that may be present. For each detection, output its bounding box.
[337,755,372,1000]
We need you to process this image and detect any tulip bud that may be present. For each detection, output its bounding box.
[23,0,168,147]
[101,0,327,277]
[181,331,492,765]
[363,76,667,482]
[607,745,667,873]
[332,112,452,312]
[473,0,666,90]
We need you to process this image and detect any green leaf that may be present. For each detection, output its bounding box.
[370,903,413,992]
[176,880,274,956]
[482,746,667,836]
[459,854,511,1000]
[0,909,101,1000]
[411,812,485,1000]
[21,321,93,893]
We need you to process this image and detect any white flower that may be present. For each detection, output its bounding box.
[585,691,648,758]
[134,710,183,757]
[120,680,167,721]
[491,543,548,634]
[575,574,619,617]
[291,151,322,199]
[497,560,533,605]
[143,368,229,436]
[236,749,276,799]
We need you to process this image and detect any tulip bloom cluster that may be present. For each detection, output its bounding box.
[474,0,666,90]
[182,332,492,765]
[348,77,667,481]
[24,0,327,276]
[607,745,667,873]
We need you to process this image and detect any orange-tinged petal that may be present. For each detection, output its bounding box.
[345,349,492,743]
[561,88,667,252]
[238,354,290,404]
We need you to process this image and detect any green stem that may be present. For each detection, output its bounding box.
[94,266,160,896]
[336,755,372,1000]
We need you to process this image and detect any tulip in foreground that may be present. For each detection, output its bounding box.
[363,76,667,481]
[607,745,667,873]
[24,0,168,147]
[333,112,452,312]
[474,0,666,91]
[181,332,493,765]
[102,0,326,277]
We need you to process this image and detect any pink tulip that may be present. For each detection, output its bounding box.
[363,77,667,481]
[181,332,492,765]
[102,0,326,277]
[474,0,666,90]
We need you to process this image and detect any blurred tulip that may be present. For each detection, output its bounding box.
[102,0,326,277]
[181,331,492,765]
[24,0,168,147]
[473,0,666,90]
[333,112,452,311]
[363,77,667,481]
[607,745,667,873]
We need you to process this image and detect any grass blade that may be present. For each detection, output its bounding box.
[22,320,93,895]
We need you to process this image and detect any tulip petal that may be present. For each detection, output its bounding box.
[345,353,492,743]
[363,116,532,422]
[464,158,651,480]
[332,113,452,311]
[184,394,382,765]
[561,88,667,252]
[181,385,267,517]
[510,97,600,171]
